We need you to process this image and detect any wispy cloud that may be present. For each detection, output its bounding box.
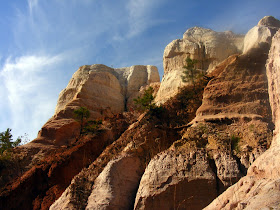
[0,54,65,140]
[28,0,39,15]
[0,0,171,141]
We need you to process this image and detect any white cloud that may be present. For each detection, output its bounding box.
[28,0,39,15]
[0,54,65,140]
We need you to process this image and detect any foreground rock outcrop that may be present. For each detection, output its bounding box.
[134,149,217,210]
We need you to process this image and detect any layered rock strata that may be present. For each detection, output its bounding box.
[205,26,280,210]
[193,16,280,124]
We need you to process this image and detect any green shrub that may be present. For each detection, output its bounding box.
[83,120,102,134]
[230,134,240,154]
[74,107,91,136]
[133,87,155,112]
[74,107,103,136]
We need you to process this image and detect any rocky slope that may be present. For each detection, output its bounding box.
[0,16,280,210]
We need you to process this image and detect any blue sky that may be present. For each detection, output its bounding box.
[0,0,280,141]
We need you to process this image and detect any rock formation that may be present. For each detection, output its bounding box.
[1,16,280,210]
[155,27,244,104]
[33,64,160,146]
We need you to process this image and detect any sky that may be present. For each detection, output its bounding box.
[0,0,280,141]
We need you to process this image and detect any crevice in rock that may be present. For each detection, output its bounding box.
[233,154,247,176]
[208,157,223,195]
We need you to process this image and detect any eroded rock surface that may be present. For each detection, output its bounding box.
[193,34,273,124]
[85,155,144,210]
[134,149,217,210]
[50,113,180,210]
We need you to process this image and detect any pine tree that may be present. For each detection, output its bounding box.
[74,107,90,136]
[0,128,21,154]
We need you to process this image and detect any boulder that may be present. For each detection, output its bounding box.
[243,16,280,54]
[85,155,144,210]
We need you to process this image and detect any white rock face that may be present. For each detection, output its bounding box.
[243,16,280,54]
[163,27,243,74]
[35,64,159,145]
[155,69,186,104]
[155,27,243,104]
[86,155,143,210]
[266,29,280,146]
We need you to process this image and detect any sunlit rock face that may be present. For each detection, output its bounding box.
[35,64,160,146]
[155,27,244,104]
[55,64,160,117]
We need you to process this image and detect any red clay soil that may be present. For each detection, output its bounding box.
[0,116,130,210]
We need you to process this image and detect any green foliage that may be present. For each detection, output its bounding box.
[74,107,91,136]
[230,134,240,154]
[181,57,199,83]
[83,120,103,134]
[74,107,90,122]
[134,87,155,112]
[0,128,21,155]
[148,105,165,118]
[181,57,210,103]
[74,107,102,136]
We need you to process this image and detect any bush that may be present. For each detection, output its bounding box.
[230,134,240,154]
[133,87,155,112]
[83,120,103,134]
[74,107,102,136]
